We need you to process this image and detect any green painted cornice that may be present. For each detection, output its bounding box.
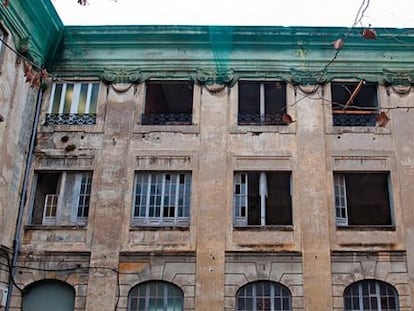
[49,25,414,85]
[0,0,63,66]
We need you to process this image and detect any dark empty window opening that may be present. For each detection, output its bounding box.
[234,171,292,227]
[238,81,287,125]
[331,81,379,126]
[334,172,392,227]
[142,81,193,125]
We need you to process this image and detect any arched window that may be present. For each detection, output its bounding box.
[128,281,184,311]
[344,280,399,311]
[22,280,75,311]
[236,281,291,311]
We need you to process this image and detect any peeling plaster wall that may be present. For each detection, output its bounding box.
[0,24,39,300]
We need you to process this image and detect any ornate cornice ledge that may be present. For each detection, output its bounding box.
[0,0,63,66]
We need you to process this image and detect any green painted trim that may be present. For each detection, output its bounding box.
[0,0,63,66]
[50,25,414,85]
[2,0,414,85]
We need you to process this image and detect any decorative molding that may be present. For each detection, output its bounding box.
[102,68,142,84]
[290,68,326,85]
[135,155,192,170]
[36,155,94,170]
[382,69,414,86]
[332,156,389,171]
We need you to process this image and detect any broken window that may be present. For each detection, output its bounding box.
[236,281,292,311]
[30,171,92,226]
[234,172,292,227]
[238,81,287,125]
[334,172,393,227]
[142,81,193,125]
[344,280,399,311]
[331,81,379,126]
[46,82,99,125]
[132,172,191,226]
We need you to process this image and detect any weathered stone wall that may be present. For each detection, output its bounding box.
[332,251,411,310]
[224,253,304,310]
[10,252,90,311]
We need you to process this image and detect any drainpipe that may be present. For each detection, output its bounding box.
[5,83,44,310]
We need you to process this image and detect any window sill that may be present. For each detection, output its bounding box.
[134,124,200,134]
[25,225,87,230]
[130,226,190,231]
[336,225,396,231]
[233,225,293,231]
[229,125,295,134]
[326,126,391,135]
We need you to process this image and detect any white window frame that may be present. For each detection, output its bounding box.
[334,174,348,226]
[132,172,191,226]
[48,82,99,114]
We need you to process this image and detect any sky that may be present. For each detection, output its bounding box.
[52,0,414,28]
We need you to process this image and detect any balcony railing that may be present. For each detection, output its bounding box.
[46,113,96,125]
[238,113,285,125]
[332,110,378,126]
[141,113,192,125]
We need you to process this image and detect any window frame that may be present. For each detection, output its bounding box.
[238,80,287,126]
[46,81,100,125]
[331,81,379,127]
[132,172,191,227]
[127,281,184,311]
[236,281,292,311]
[233,171,292,227]
[343,280,399,311]
[29,171,93,226]
[333,172,394,228]
[142,80,194,125]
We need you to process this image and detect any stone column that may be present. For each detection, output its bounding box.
[85,85,135,311]
[295,86,333,310]
[194,85,228,310]
[389,91,414,303]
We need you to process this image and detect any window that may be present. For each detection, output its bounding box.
[22,280,75,311]
[344,280,399,311]
[334,172,392,227]
[46,82,99,125]
[331,81,379,126]
[30,171,92,226]
[237,281,291,311]
[234,172,292,227]
[128,281,183,311]
[132,172,191,226]
[142,81,193,125]
[0,27,4,55]
[238,81,287,125]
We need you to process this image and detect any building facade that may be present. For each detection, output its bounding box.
[1,1,414,310]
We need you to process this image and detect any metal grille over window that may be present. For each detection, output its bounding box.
[238,81,287,125]
[344,280,399,311]
[133,172,191,226]
[236,281,292,311]
[46,82,99,125]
